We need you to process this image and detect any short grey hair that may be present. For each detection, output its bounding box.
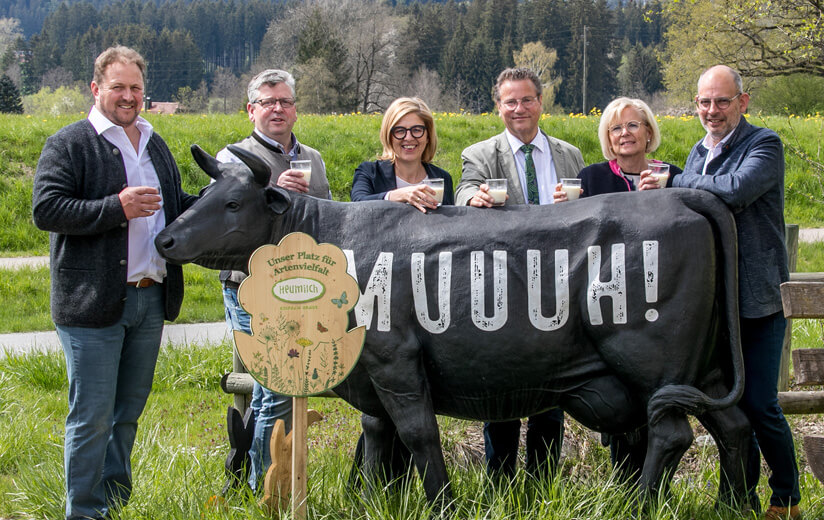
[698,65,743,94]
[493,67,543,103]
[247,69,296,103]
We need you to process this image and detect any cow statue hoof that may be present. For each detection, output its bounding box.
[260,409,323,515]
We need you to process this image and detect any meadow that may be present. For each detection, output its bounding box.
[1,110,823,256]
[1,111,824,518]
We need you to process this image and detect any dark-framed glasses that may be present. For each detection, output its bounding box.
[501,96,539,110]
[253,97,295,110]
[695,93,741,110]
[391,125,426,139]
[608,120,645,137]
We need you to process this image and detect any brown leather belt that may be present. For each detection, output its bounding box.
[127,278,158,288]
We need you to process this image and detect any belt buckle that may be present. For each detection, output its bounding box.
[129,277,154,288]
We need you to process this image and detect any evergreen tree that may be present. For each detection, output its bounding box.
[616,42,663,97]
[0,74,23,113]
[558,0,617,112]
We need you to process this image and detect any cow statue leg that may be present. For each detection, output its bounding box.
[695,376,751,510]
[639,411,694,500]
[356,413,414,490]
[361,339,452,508]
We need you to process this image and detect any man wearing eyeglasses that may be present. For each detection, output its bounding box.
[215,68,331,492]
[673,65,801,520]
[455,67,585,479]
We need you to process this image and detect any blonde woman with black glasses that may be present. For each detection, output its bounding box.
[351,97,453,212]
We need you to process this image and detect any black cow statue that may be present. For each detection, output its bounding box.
[156,145,751,509]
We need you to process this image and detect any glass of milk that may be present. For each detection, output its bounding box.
[561,178,582,200]
[486,178,508,206]
[422,178,444,206]
[648,162,670,188]
[290,160,312,185]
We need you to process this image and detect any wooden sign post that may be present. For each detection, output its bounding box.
[233,232,365,518]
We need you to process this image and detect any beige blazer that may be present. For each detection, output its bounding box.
[456,131,585,206]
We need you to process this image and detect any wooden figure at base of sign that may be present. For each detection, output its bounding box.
[260,410,323,515]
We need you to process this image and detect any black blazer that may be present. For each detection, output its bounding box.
[351,159,454,205]
[32,119,198,327]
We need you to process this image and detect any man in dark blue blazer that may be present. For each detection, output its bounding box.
[32,46,197,520]
[673,65,801,520]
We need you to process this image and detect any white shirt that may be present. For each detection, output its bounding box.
[700,130,735,176]
[88,106,166,283]
[504,129,557,204]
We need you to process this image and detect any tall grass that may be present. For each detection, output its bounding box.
[1,344,822,519]
[2,112,823,255]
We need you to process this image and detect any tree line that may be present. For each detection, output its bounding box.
[0,0,668,114]
[1,0,822,115]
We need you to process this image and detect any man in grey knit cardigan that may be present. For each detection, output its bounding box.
[32,46,197,520]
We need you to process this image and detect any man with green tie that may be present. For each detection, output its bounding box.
[455,67,584,478]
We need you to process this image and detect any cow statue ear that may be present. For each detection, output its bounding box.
[265,186,291,215]
[227,145,271,186]
[191,144,223,181]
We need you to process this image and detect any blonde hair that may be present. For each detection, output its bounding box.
[598,97,660,161]
[379,97,438,164]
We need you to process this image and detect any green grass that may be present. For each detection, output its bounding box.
[1,344,822,519]
[2,111,823,256]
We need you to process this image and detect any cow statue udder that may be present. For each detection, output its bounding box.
[156,145,751,509]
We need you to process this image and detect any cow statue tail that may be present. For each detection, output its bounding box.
[647,189,744,426]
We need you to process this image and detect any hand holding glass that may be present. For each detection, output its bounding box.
[486,178,507,206]
[422,178,444,206]
[648,163,669,189]
[561,178,582,200]
[290,160,312,185]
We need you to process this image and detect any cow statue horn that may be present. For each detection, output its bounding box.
[227,145,273,187]
[190,144,223,181]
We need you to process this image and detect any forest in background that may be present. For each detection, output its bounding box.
[0,0,823,115]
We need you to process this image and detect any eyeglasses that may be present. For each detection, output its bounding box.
[608,120,645,137]
[501,96,540,111]
[253,97,295,110]
[695,93,741,110]
[391,125,426,140]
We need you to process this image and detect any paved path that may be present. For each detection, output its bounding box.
[800,228,824,243]
[0,321,228,358]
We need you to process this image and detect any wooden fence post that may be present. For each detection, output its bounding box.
[779,224,799,391]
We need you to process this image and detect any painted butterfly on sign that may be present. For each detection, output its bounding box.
[331,291,348,308]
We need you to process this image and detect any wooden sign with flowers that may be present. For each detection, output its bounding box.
[233,232,365,518]
[233,232,365,397]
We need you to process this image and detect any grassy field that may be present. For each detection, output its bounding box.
[1,111,823,255]
[1,112,823,519]
[1,344,822,520]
